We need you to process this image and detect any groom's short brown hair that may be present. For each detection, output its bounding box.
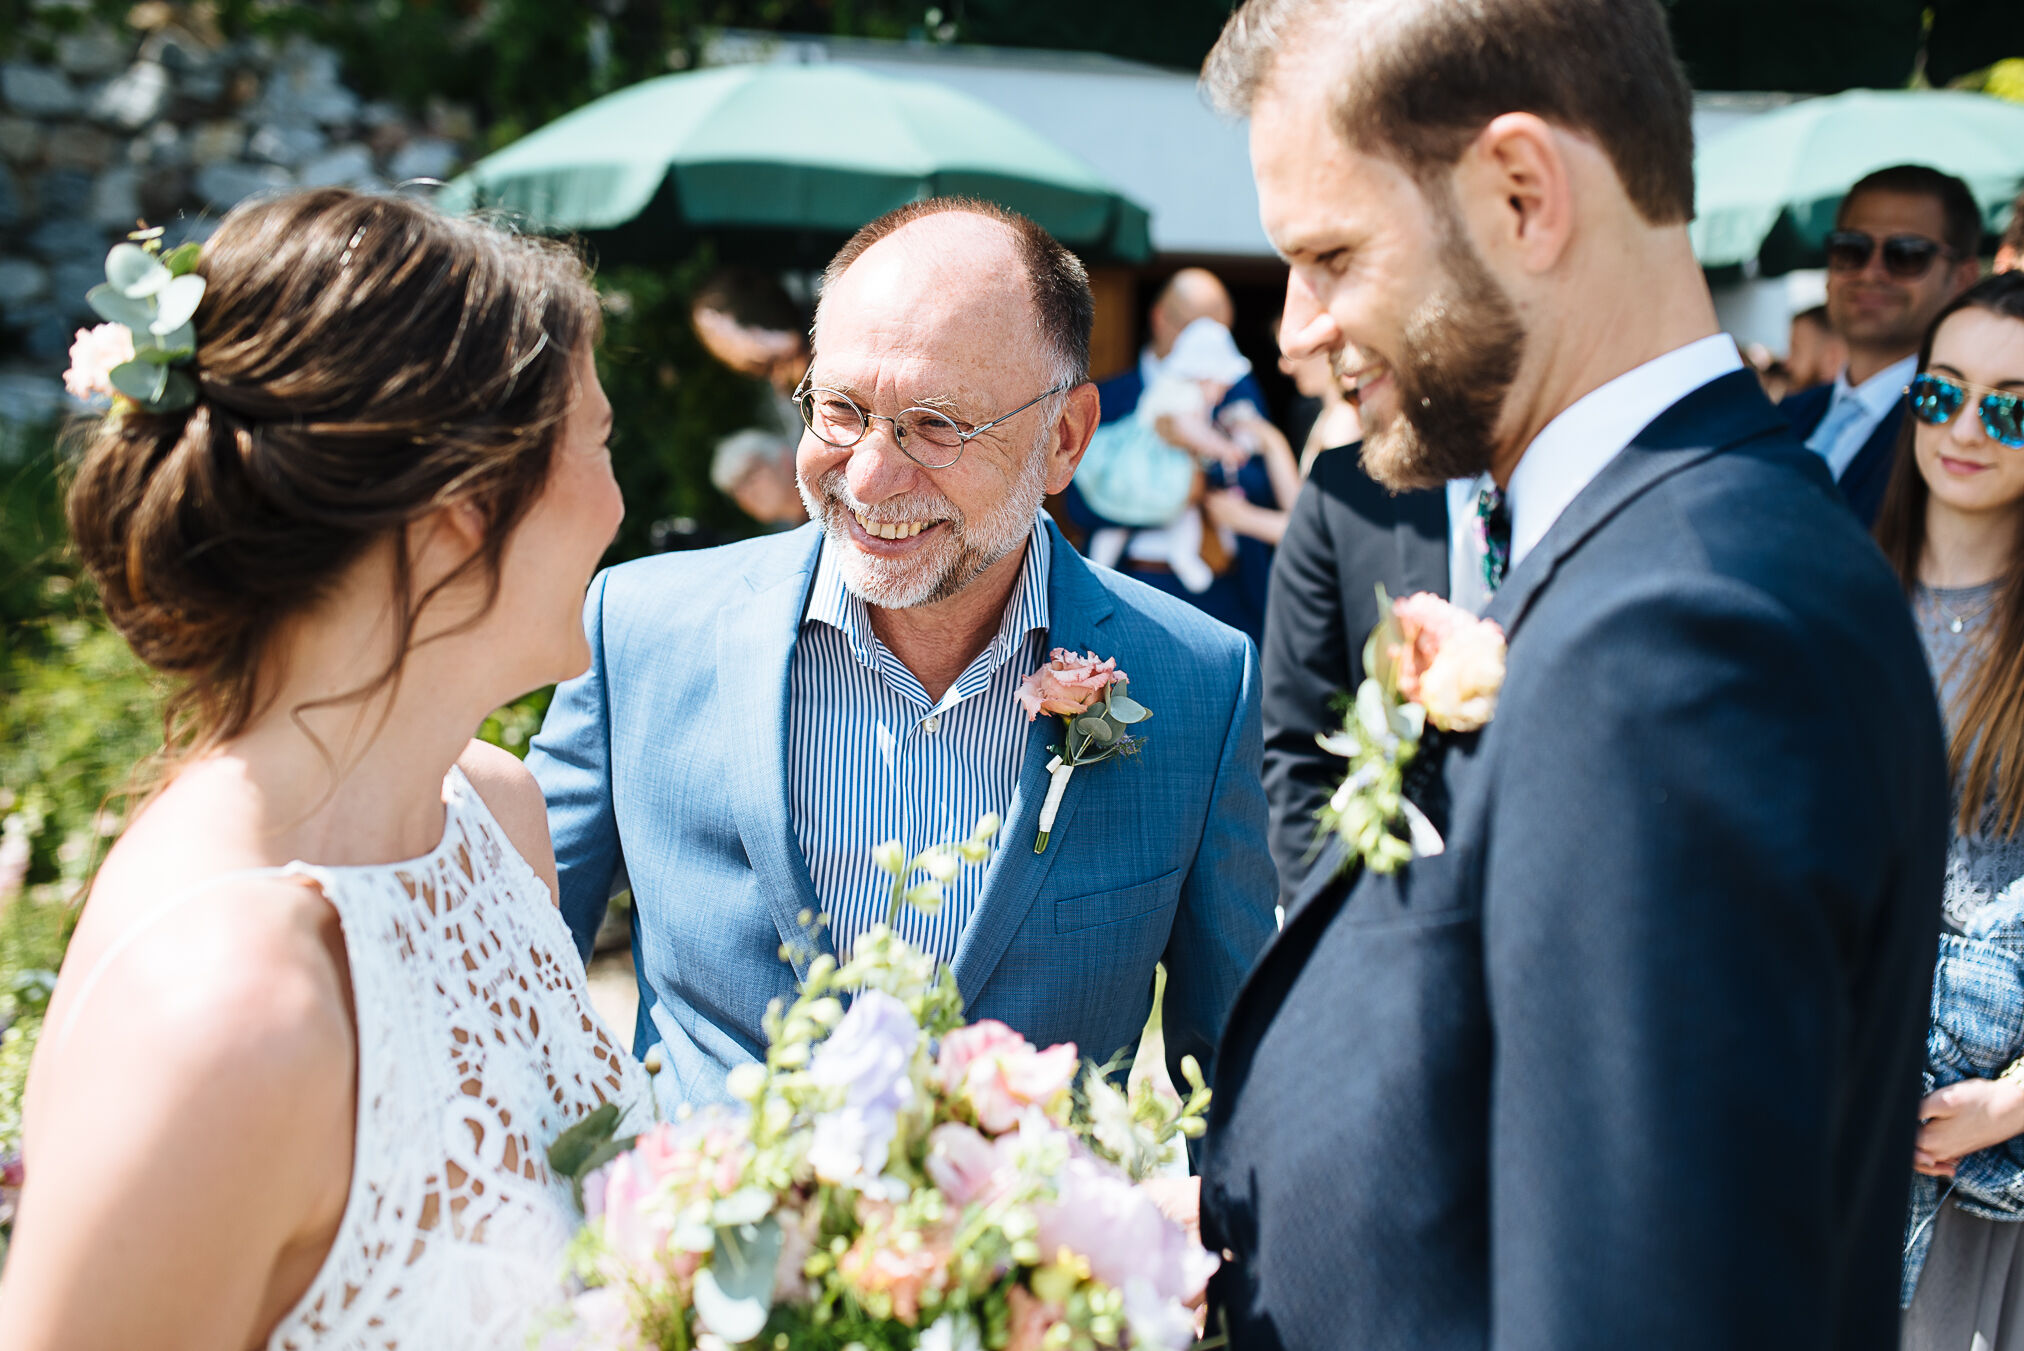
[1203,0,1696,228]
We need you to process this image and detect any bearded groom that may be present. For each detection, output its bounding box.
[528,199,1276,1116]
[1197,2,1948,1348]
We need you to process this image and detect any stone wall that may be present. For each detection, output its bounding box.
[0,13,474,430]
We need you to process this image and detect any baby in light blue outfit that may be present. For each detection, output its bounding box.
[1079,318,1255,593]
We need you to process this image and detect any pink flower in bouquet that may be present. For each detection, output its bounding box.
[1033,1156,1219,1312]
[588,1107,748,1285]
[62,323,133,402]
[1389,592,1506,733]
[1004,1285,1065,1351]
[1016,649,1125,721]
[839,1199,953,1325]
[937,1021,1078,1133]
[924,1122,1008,1207]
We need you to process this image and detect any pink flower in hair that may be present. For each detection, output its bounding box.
[63,323,133,402]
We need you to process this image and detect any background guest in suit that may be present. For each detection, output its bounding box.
[1199,2,1947,1347]
[1874,274,2024,1347]
[529,197,1276,1118]
[1998,187,2024,276]
[1785,304,1847,396]
[1781,164,1983,528]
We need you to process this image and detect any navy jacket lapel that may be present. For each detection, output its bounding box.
[1486,370,1790,639]
[1395,484,1451,600]
[949,522,1115,1005]
[717,528,829,977]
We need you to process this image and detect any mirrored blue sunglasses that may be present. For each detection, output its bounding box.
[1909,373,2024,450]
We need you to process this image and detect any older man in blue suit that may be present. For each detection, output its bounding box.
[528,197,1276,1115]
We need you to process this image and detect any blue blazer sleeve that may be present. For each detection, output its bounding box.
[1162,637,1278,1087]
[525,568,625,962]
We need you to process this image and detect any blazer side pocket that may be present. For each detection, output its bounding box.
[1054,866,1185,935]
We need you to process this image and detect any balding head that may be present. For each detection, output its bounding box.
[814,197,1093,389]
[1150,267,1236,359]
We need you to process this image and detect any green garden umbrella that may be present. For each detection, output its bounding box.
[438,64,1152,265]
[1691,89,2024,275]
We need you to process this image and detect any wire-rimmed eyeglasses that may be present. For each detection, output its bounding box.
[793,378,1071,470]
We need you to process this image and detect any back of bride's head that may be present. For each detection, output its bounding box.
[68,187,600,751]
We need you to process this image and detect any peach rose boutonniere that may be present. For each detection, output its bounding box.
[1015,649,1150,854]
[1316,587,1507,875]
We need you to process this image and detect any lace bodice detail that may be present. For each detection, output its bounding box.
[266,766,654,1351]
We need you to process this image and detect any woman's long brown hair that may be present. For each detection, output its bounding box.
[1875,271,2024,837]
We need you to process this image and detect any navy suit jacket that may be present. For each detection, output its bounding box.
[1778,381,1907,529]
[1261,445,1448,906]
[526,520,1277,1117]
[1202,372,1948,1350]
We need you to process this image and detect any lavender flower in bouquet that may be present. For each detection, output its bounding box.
[543,816,1218,1351]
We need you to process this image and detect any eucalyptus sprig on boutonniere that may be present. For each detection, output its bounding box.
[1016,649,1150,854]
[1317,588,1506,876]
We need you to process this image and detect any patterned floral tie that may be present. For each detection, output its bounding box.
[1475,484,1511,592]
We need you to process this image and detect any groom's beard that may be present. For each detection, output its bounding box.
[798,430,1050,610]
[1357,224,1527,493]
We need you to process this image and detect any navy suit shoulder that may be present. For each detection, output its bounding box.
[1205,376,1946,1351]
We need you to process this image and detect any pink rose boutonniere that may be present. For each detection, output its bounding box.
[1015,649,1150,853]
[1317,587,1506,875]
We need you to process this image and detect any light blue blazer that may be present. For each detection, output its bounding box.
[527,519,1277,1115]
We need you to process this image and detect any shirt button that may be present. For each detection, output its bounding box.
[922,714,942,734]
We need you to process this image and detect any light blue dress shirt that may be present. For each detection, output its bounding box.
[789,518,1051,965]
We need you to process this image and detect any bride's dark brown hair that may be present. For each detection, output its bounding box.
[67,187,601,769]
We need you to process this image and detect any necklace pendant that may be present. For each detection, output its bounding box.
[1950,616,1966,634]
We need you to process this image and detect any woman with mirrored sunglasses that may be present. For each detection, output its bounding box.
[1880,272,2024,1348]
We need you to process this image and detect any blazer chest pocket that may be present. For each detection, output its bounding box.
[1054,867,1184,935]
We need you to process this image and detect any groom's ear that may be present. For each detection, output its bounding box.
[1042,381,1103,495]
[1455,112,1575,279]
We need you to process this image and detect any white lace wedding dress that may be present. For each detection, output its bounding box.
[248,765,656,1349]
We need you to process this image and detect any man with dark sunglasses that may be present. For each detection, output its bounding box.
[1780,164,1983,526]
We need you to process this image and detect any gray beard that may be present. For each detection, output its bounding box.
[797,437,1049,610]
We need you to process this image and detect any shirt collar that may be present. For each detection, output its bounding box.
[1831,353,1919,418]
[805,514,1053,690]
[1506,334,1745,569]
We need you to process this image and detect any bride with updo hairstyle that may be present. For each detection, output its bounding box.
[0,188,654,1351]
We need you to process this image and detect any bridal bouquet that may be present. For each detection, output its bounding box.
[545,819,1216,1351]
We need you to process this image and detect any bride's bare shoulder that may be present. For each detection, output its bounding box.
[456,738,560,904]
[46,767,354,1105]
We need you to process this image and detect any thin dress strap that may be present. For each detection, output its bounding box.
[49,863,315,1055]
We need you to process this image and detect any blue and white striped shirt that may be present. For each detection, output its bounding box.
[788,518,1052,965]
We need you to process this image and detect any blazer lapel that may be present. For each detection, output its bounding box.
[718,529,829,978]
[1486,370,1789,638]
[948,523,1115,1005]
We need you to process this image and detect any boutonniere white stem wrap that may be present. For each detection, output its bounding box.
[1318,588,1506,876]
[1016,648,1150,854]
